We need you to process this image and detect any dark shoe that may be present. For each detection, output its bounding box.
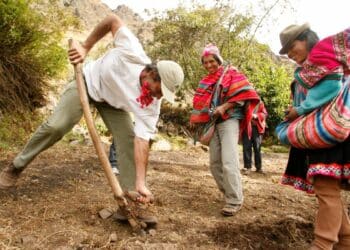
[221,204,242,217]
[241,168,251,175]
[255,168,263,173]
[114,207,158,226]
[0,163,23,189]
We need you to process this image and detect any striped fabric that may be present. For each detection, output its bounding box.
[253,101,268,134]
[276,79,350,149]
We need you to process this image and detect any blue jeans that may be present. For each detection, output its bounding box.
[109,141,118,168]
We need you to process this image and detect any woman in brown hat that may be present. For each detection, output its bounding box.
[277,23,350,249]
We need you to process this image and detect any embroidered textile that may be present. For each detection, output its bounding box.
[191,66,260,138]
[297,27,350,89]
[282,162,350,193]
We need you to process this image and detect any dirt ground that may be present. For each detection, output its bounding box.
[1,141,349,250]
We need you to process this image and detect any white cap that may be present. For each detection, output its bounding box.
[157,60,184,103]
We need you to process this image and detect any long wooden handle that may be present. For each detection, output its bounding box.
[68,39,124,199]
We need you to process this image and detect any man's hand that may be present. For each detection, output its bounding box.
[134,136,154,203]
[212,102,234,118]
[135,184,154,203]
[212,105,226,117]
[68,40,88,65]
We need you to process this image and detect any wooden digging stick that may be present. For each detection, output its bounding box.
[68,39,145,231]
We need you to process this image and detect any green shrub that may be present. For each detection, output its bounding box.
[146,3,293,134]
[0,0,76,114]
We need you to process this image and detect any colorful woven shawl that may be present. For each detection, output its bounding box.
[296,27,350,89]
[191,66,260,138]
[276,27,350,149]
[254,101,268,134]
[276,79,350,148]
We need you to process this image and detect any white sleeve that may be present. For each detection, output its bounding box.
[113,26,151,65]
[133,114,159,141]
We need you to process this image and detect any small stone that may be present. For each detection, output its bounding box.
[148,229,156,236]
[21,236,36,245]
[109,232,118,242]
[168,232,181,242]
[98,208,114,219]
[139,230,147,237]
[69,140,80,145]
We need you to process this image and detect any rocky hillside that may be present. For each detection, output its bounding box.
[60,0,153,42]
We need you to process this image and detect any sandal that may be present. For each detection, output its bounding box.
[221,204,242,216]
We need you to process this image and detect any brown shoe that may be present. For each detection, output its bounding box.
[114,207,158,226]
[0,163,23,189]
[114,191,158,226]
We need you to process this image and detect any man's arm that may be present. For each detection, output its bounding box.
[68,14,123,64]
[134,136,153,203]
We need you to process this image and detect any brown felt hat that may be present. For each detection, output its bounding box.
[279,23,310,55]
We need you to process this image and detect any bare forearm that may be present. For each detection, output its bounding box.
[68,15,123,64]
[134,136,149,187]
[222,102,234,111]
[83,14,123,52]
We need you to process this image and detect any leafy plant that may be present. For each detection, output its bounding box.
[0,0,77,114]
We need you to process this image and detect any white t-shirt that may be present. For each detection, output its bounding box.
[83,26,161,140]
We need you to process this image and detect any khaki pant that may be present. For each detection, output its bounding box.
[209,119,243,205]
[13,81,136,190]
[312,176,350,250]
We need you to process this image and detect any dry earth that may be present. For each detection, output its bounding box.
[1,142,349,249]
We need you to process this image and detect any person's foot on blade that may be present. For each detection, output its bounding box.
[114,207,158,226]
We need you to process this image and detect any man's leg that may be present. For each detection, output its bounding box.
[13,82,83,168]
[209,128,225,194]
[109,141,119,175]
[95,103,135,191]
[217,119,243,207]
[251,126,262,171]
[242,130,252,171]
[0,81,83,188]
[97,104,158,225]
